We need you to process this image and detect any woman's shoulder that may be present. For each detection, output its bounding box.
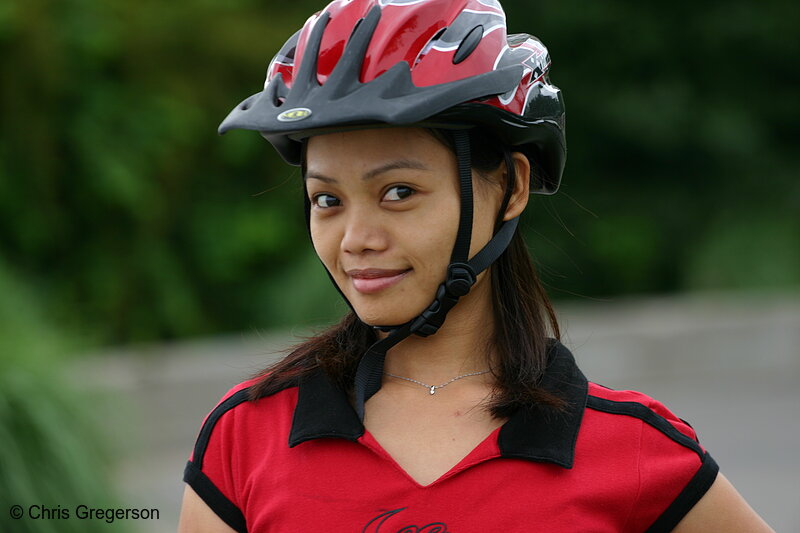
[581,381,718,511]
[578,382,718,531]
[183,375,301,532]
[584,381,700,444]
[211,376,262,406]
[547,341,702,448]
[188,375,300,459]
[197,374,298,428]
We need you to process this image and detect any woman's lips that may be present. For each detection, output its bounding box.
[347,268,411,294]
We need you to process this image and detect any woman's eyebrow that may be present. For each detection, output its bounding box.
[305,159,430,183]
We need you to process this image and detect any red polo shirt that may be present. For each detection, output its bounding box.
[184,341,717,532]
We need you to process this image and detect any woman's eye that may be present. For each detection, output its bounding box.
[383,185,415,202]
[313,194,341,208]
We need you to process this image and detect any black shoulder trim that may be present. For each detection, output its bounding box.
[645,453,719,533]
[184,461,247,533]
[585,395,704,459]
[192,388,251,470]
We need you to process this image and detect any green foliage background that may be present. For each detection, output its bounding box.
[1,0,798,347]
[0,258,125,532]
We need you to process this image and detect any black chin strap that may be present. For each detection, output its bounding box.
[352,130,519,421]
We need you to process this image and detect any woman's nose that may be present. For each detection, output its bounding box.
[340,207,389,255]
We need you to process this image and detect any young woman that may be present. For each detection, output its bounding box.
[179,0,773,531]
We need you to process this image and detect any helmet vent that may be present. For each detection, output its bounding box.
[453,25,483,64]
[413,27,447,68]
[238,94,257,111]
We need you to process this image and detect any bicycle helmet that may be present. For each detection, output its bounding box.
[218,0,566,419]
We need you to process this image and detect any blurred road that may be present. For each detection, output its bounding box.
[73,290,799,532]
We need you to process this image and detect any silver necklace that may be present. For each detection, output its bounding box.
[383,369,491,395]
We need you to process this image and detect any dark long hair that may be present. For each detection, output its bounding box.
[247,129,563,417]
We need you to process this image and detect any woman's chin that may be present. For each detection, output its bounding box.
[354,306,422,329]
[346,286,434,327]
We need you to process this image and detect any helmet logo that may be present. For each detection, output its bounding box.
[277,107,312,122]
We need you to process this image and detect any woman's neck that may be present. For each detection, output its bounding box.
[377,278,497,385]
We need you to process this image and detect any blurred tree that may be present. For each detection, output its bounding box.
[0,0,797,345]
[0,259,127,533]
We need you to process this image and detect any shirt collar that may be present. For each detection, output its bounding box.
[288,340,588,469]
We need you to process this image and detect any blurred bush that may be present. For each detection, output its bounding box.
[0,0,797,345]
[513,0,800,298]
[0,260,126,533]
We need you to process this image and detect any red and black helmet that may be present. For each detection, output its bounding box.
[219,0,567,420]
[219,0,566,194]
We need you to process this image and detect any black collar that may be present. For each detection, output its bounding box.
[288,340,588,469]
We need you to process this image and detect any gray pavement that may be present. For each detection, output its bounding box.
[72,289,800,532]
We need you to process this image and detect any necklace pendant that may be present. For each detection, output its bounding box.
[430,386,436,395]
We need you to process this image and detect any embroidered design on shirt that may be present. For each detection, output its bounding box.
[363,507,450,532]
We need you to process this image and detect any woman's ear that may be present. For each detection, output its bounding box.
[503,152,531,221]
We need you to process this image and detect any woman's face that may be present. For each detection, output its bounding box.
[305,127,507,327]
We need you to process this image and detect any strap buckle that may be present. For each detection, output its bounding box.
[410,262,476,337]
